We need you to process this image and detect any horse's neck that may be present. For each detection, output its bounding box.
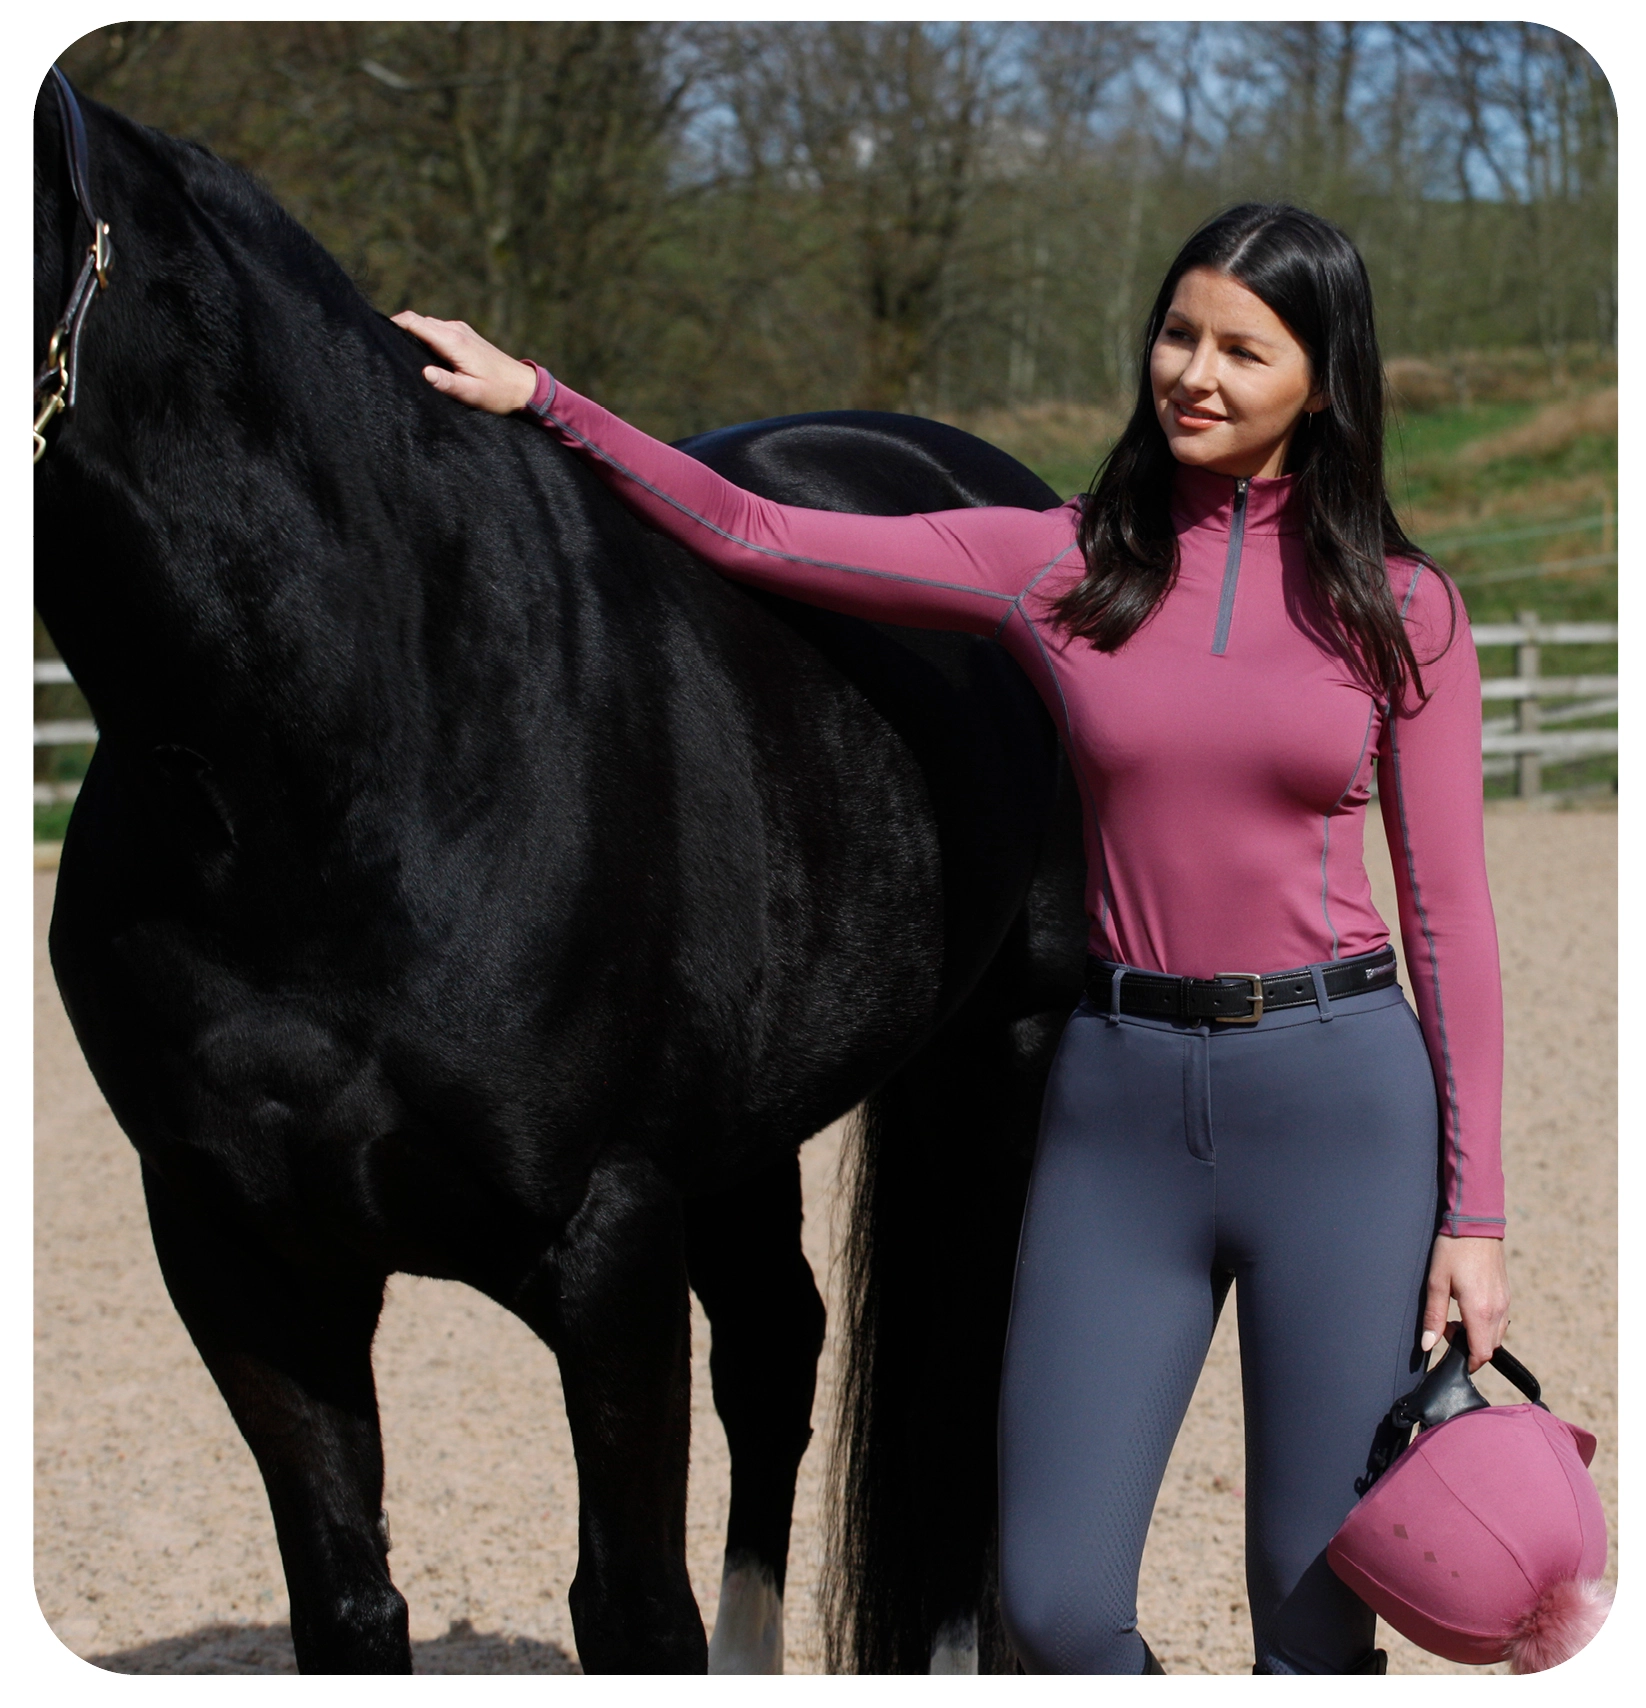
[44,406,564,772]
[37,108,587,781]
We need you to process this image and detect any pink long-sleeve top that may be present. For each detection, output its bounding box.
[525,365,1505,1238]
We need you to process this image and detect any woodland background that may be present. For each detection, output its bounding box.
[40,20,1618,815]
[59,20,1613,435]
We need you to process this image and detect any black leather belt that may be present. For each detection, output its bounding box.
[1084,947,1399,1024]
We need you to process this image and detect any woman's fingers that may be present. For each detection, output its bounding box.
[391,309,467,363]
[1456,1299,1507,1372]
[1423,1234,1511,1373]
[1419,1258,1451,1354]
[422,366,493,410]
[390,311,536,413]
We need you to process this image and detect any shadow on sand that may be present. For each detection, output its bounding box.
[86,1617,580,1674]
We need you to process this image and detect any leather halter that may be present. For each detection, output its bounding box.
[34,66,113,464]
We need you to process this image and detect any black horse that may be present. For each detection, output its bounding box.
[34,78,1086,1673]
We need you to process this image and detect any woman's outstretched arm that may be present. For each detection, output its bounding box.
[392,313,1081,637]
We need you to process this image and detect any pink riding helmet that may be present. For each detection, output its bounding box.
[1328,1337,1610,1673]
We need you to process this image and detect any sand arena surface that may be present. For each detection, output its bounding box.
[34,807,1616,1674]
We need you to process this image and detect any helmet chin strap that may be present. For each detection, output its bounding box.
[1357,1330,1547,1493]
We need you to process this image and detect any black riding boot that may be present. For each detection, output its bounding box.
[1251,1648,1387,1676]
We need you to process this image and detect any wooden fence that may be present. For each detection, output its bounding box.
[33,613,1619,812]
[1470,615,1618,799]
[32,655,88,806]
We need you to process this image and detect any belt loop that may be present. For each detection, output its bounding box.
[1309,963,1334,1021]
[1178,975,1191,1023]
[1108,965,1125,1025]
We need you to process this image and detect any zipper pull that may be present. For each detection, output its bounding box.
[1234,476,1249,510]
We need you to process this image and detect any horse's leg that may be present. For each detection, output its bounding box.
[512,1161,706,1673]
[685,1150,827,1674]
[140,1163,408,1673]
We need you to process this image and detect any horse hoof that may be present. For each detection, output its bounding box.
[929,1613,979,1674]
[707,1559,783,1674]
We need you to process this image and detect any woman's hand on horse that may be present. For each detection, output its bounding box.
[1421,1233,1510,1373]
[391,311,538,414]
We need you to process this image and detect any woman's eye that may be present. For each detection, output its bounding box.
[1229,346,1260,363]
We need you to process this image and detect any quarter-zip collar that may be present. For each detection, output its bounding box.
[1170,465,1305,536]
[1168,466,1304,655]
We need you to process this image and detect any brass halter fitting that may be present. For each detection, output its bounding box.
[34,71,113,465]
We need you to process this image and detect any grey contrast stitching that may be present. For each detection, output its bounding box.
[1398,563,1425,621]
[1320,700,1379,960]
[1016,605,1075,742]
[527,369,558,417]
[992,543,1079,639]
[1386,565,1468,1221]
[545,410,1019,606]
[1318,825,1337,961]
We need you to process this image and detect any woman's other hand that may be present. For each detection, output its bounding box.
[1421,1234,1511,1372]
[390,311,538,414]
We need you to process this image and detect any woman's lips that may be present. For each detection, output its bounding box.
[1172,404,1225,430]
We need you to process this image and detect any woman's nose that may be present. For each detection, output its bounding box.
[1179,338,1219,393]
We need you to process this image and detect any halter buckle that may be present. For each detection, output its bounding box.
[33,375,67,464]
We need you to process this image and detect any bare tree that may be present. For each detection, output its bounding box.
[56,20,1614,435]
[343,22,693,395]
[703,22,1007,411]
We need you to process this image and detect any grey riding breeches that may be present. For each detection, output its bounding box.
[997,974,1440,1674]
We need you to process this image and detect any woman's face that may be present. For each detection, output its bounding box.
[1149,267,1323,480]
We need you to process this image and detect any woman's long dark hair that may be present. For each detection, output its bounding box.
[1056,203,1448,708]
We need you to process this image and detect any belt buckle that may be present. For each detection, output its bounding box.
[1214,972,1264,1024]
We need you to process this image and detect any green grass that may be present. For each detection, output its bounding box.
[1383,401,1538,497]
[35,800,75,844]
[1032,455,1107,502]
[1398,409,1616,632]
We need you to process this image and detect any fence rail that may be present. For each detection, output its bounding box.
[1469,620,1619,646]
[32,610,1620,817]
[1469,613,1617,796]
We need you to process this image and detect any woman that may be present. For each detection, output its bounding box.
[394,203,1510,1676]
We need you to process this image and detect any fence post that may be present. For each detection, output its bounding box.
[1515,609,1541,801]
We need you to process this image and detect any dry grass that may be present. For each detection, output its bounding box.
[945,400,1123,472]
[1402,473,1617,547]
[1385,348,1615,413]
[1457,389,1616,466]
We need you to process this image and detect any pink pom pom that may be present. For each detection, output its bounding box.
[1506,1577,1613,1674]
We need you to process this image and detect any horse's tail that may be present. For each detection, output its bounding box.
[821,782,1085,1673]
